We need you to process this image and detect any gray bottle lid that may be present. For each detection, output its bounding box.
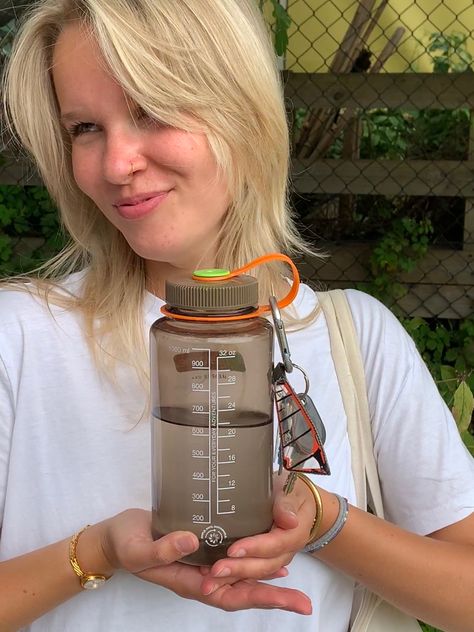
[165,273,259,314]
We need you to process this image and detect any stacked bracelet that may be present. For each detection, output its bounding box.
[295,473,323,543]
[304,494,349,553]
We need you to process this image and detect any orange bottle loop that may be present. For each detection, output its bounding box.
[191,252,300,315]
[160,252,300,322]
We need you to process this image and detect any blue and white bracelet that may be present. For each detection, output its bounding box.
[304,494,349,553]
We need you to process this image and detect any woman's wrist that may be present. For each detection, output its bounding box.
[304,494,349,553]
[295,479,344,550]
[74,521,117,579]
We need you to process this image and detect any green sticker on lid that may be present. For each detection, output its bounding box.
[193,268,230,278]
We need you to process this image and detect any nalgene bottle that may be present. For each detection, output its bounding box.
[150,271,274,565]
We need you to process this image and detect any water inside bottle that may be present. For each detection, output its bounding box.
[151,406,273,565]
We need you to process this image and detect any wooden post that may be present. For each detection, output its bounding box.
[338,117,363,236]
[464,112,474,252]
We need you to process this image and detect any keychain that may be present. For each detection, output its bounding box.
[270,296,330,490]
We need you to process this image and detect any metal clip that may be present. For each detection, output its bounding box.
[269,295,293,373]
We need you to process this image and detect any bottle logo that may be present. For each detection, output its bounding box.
[201,525,227,547]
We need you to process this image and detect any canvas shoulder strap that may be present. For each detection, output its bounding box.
[316,289,384,516]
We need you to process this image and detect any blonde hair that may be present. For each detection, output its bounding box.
[3,0,320,380]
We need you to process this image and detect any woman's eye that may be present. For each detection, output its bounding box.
[67,121,99,137]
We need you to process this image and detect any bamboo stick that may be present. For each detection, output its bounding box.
[297,0,376,158]
[370,27,405,73]
[297,0,374,157]
[295,1,404,160]
[295,107,332,156]
[303,111,339,159]
[361,0,390,44]
[330,0,376,73]
[311,108,356,159]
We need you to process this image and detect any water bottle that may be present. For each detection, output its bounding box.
[150,270,274,565]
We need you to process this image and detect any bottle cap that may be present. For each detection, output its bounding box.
[165,274,258,314]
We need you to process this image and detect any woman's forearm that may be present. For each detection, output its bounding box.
[315,487,474,632]
[0,522,114,631]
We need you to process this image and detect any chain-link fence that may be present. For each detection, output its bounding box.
[280,0,473,319]
[0,1,473,319]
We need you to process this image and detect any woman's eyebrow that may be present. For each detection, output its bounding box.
[60,111,82,123]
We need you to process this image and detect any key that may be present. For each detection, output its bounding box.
[283,471,297,495]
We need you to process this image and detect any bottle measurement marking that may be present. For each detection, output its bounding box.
[190,347,237,520]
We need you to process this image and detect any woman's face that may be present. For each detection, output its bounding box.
[52,24,231,283]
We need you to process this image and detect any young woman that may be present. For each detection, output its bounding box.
[1,1,473,630]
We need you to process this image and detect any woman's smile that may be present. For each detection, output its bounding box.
[113,190,172,221]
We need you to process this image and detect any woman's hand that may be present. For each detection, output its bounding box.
[99,508,199,574]
[199,472,317,595]
[98,507,311,614]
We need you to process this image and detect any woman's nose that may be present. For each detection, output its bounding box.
[102,131,146,184]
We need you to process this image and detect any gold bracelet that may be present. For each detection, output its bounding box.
[69,525,110,590]
[296,473,323,544]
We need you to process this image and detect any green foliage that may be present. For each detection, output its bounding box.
[354,32,474,438]
[0,18,17,66]
[420,624,442,632]
[0,185,65,275]
[259,0,291,56]
[360,111,411,160]
[403,317,474,450]
[428,32,473,73]
[365,216,433,304]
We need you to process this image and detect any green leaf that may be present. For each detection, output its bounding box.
[269,0,291,56]
[439,365,457,383]
[461,430,474,456]
[452,381,474,433]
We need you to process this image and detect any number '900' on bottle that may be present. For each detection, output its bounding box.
[150,272,274,565]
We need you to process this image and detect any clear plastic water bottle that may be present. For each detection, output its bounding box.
[150,270,274,565]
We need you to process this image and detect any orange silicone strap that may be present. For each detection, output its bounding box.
[160,253,300,322]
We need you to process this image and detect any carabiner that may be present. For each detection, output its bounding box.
[270,295,293,373]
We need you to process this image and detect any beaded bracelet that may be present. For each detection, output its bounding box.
[304,494,349,553]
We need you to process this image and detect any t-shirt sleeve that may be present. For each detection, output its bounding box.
[346,289,474,535]
[0,350,14,527]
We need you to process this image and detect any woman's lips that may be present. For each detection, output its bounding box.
[114,191,170,220]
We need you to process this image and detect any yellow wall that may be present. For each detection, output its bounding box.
[285,0,474,72]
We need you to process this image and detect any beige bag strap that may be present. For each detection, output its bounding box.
[317,290,421,631]
[316,290,383,515]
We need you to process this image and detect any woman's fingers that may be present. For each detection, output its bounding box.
[200,562,289,593]
[126,531,199,569]
[205,580,312,614]
[101,509,199,573]
[140,563,312,614]
[205,545,293,589]
[224,476,316,561]
[225,523,304,560]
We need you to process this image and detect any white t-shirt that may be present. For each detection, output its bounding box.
[0,274,473,632]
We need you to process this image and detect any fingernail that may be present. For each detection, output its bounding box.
[202,583,218,595]
[176,536,196,555]
[213,567,231,578]
[282,504,297,518]
[228,548,246,558]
